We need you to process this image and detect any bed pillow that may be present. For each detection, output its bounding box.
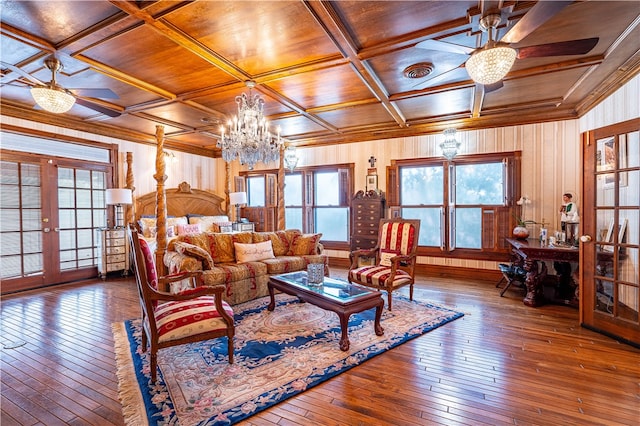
[189,215,231,232]
[139,217,157,238]
[173,241,214,269]
[234,241,275,263]
[176,223,201,236]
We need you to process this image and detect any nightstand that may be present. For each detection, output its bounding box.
[96,228,130,280]
[232,222,255,232]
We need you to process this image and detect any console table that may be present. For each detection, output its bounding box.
[506,238,579,307]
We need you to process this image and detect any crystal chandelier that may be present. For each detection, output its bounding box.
[218,81,283,170]
[440,128,460,160]
[466,14,517,85]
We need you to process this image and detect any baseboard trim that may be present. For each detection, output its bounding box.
[328,257,501,282]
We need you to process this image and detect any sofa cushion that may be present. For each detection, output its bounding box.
[234,241,275,263]
[173,241,214,269]
[200,262,268,287]
[291,233,323,255]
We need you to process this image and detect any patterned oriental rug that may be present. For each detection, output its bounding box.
[113,294,463,426]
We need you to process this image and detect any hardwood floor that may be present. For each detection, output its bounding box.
[2,269,639,425]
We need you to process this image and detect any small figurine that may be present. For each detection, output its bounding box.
[559,193,579,239]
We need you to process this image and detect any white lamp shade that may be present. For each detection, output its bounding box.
[229,192,247,205]
[105,188,132,205]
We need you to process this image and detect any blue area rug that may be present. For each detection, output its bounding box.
[113,294,463,425]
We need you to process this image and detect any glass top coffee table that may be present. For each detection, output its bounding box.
[268,271,384,351]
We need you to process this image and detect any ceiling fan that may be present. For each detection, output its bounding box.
[1,56,122,117]
[414,1,599,92]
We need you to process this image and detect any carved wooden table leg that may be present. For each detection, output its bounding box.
[523,258,546,307]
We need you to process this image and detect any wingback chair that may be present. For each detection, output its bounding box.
[348,218,421,310]
[128,225,235,382]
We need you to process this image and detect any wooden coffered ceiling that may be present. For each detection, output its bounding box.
[1,1,639,157]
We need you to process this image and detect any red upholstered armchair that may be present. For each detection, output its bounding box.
[348,219,421,310]
[128,225,234,382]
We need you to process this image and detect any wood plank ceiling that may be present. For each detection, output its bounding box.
[1,1,639,157]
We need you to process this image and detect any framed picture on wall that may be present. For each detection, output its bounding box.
[366,174,378,192]
[389,206,401,218]
[598,136,628,188]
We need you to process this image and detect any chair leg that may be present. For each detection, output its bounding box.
[409,282,414,301]
[387,290,393,311]
[496,276,507,288]
[500,279,513,297]
[150,351,158,382]
[227,335,234,364]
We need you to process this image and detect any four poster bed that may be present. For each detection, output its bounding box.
[123,125,326,305]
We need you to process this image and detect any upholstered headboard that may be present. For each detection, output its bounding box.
[135,181,226,220]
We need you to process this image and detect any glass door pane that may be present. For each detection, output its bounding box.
[583,121,639,345]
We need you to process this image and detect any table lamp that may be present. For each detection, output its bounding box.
[105,188,132,228]
[229,191,247,223]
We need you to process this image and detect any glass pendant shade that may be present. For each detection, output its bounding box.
[440,128,460,160]
[284,146,299,172]
[466,44,516,85]
[30,86,76,113]
[217,81,283,170]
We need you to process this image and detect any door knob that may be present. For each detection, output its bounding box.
[43,227,50,233]
[580,235,592,242]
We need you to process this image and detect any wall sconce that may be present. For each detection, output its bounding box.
[440,128,460,160]
[105,188,132,228]
[164,150,177,163]
[284,145,299,172]
[228,191,247,223]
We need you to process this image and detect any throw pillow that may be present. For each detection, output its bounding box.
[176,223,201,236]
[173,241,214,269]
[234,241,275,263]
[379,250,399,267]
[291,233,322,256]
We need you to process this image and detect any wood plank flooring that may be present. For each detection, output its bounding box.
[2,269,639,425]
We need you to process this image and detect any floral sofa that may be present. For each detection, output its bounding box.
[164,229,327,305]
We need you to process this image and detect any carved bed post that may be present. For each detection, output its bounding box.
[278,144,285,230]
[225,161,232,218]
[125,152,135,226]
[154,125,168,276]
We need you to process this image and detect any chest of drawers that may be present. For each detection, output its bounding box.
[350,190,385,252]
[97,228,130,280]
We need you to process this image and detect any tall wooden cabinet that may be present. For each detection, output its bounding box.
[350,190,385,252]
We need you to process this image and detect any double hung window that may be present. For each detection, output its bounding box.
[389,152,520,260]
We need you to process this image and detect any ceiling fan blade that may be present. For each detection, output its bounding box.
[484,81,504,93]
[410,60,467,90]
[415,39,473,56]
[501,1,573,44]
[74,97,122,117]
[517,38,599,59]
[69,88,119,99]
[0,61,45,86]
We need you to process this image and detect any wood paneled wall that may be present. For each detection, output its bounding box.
[2,76,637,273]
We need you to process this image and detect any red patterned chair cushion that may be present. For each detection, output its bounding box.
[139,236,158,290]
[154,296,234,344]
[348,265,412,289]
[379,221,417,255]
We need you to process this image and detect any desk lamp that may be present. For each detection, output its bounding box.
[229,191,247,223]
